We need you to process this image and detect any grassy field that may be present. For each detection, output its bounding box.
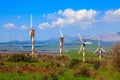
[0,52,120,80]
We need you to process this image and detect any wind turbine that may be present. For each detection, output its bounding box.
[94,36,106,62]
[78,33,92,63]
[29,14,35,58]
[59,28,64,56]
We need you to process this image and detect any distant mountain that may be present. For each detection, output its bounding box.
[86,32,120,42]
[0,40,23,44]
[0,32,119,51]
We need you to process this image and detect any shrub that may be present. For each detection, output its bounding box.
[56,55,70,68]
[49,72,58,80]
[58,69,64,75]
[0,62,4,66]
[37,54,57,62]
[86,59,98,64]
[93,61,101,70]
[41,74,49,80]
[108,42,120,72]
[73,64,91,77]
[56,55,69,61]
[8,54,25,62]
[41,72,58,80]
[29,57,39,62]
[8,54,38,62]
[69,59,80,69]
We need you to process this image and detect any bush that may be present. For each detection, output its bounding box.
[108,43,120,72]
[0,62,4,66]
[56,55,70,68]
[8,54,25,62]
[56,55,70,61]
[49,72,58,80]
[8,54,38,62]
[73,64,91,77]
[93,61,101,70]
[41,75,49,80]
[41,72,58,80]
[69,59,81,69]
[58,69,64,75]
[86,59,98,64]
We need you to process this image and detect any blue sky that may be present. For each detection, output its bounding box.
[0,0,120,42]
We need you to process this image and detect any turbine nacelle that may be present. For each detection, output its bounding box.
[78,33,92,45]
[94,36,106,53]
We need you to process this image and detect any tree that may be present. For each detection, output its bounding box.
[109,42,120,72]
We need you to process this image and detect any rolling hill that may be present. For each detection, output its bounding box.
[0,32,119,52]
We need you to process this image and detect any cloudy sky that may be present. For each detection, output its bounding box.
[0,0,120,42]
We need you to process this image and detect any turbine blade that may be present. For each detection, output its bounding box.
[98,36,100,47]
[94,48,99,53]
[78,45,83,54]
[29,14,32,39]
[85,41,92,44]
[29,30,31,36]
[59,28,64,37]
[30,14,32,29]
[78,33,84,43]
[29,30,32,40]
[101,48,106,53]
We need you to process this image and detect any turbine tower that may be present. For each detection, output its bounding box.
[94,36,106,62]
[29,14,35,58]
[59,28,64,56]
[78,33,91,63]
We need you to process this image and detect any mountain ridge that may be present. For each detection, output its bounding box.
[0,32,120,44]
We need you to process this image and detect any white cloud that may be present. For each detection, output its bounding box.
[4,23,28,30]
[38,22,50,29]
[20,25,28,30]
[3,23,15,29]
[103,8,120,22]
[39,9,97,30]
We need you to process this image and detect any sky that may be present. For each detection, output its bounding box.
[0,0,120,42]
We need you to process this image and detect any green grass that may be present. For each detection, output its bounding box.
[0,52,120,80]
[64,52,104,60]
[59,68,90,80]
[0,69,91,80]
[0,72,43,80]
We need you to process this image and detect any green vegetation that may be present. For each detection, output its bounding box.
[0,43,120,80]
[8,54,38,62]
[108,42,120,72]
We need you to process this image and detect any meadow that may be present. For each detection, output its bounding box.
[0,43,120,80]
[0,53,119,80]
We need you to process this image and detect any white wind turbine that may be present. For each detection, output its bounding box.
[94,36,106,62]
[59,28,64,56]
[29,14,35,58]
[78,33,92,62]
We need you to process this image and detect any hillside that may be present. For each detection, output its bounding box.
[0,32,119,52]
